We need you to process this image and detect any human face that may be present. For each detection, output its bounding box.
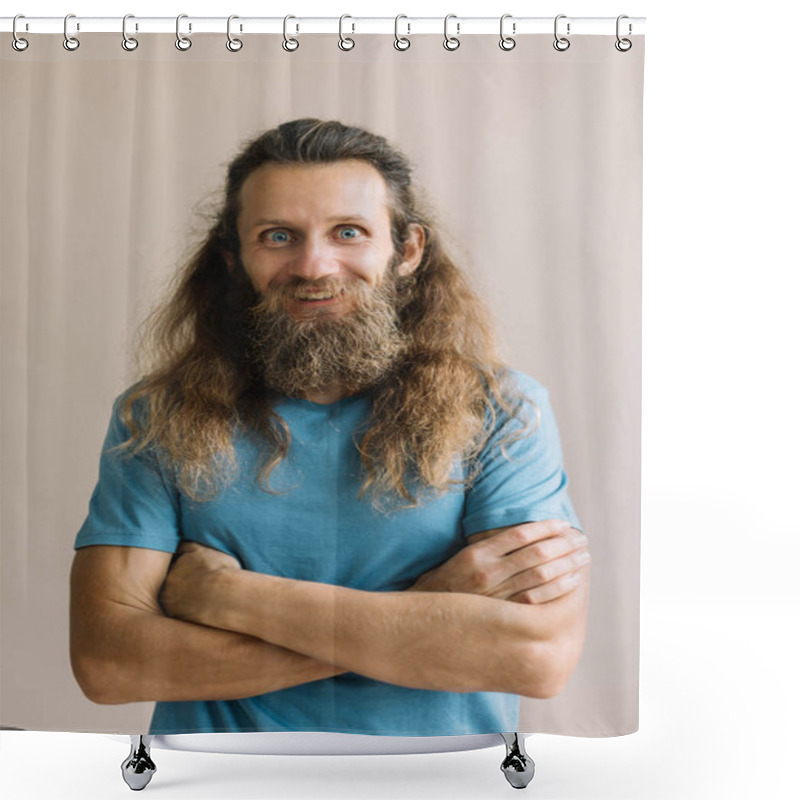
[235,160,423,321]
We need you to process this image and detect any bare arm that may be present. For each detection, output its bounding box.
[72,519,588,704]
[69,545,346,705]
[161,521,590,699]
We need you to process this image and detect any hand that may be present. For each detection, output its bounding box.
[409,519,589,605]
[159,541,242,624]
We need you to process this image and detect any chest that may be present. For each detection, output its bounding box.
[179,410,468,591]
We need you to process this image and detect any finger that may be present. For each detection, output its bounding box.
[515,529,586,561]
[468,519,572,551]
[492,548,590,598]
[478,519,573,557]
[510,571,584,605]
[462,531,587,596]
[504,531,588,573]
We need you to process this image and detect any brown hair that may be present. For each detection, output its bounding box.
[117,119,529,507]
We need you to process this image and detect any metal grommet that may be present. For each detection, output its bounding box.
[282,15,299,52]
[615,14,632,52]
[553,14,570,52]
[338,14,355,51]
[121,14,138,51]
[226,15,243,51]
[394,14,410,51]
[63,13,80,51]
[12,14,29,51]
[175,14,192,51]
[443,14,460,51]
[499,14,516,51]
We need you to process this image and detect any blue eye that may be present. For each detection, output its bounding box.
[338,226,361,239]
[264,230,290,243]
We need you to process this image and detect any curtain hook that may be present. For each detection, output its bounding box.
[553,14,570,52]
[12,14,29,52]
[339,14,355,51]
[122,14,138,51]
[499,14,516,51]
[175,14,192,51]
[615,15,632,52]
[394,14,410,51]
[282,15,299,51]
[443,14,460,51]
[226,15,243,51]
[63,13,80,51]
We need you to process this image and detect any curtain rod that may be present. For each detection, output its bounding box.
[1,16,646,36]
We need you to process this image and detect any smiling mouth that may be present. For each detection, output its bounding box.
[292,288,346,303]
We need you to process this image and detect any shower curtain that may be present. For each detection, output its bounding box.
[1,26,643,739]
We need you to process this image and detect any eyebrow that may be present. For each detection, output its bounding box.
[249,215,371,230]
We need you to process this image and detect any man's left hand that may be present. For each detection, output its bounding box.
[408,520,588,605]
[159,541,242,625]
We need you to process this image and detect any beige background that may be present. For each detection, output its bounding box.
[0,33,643,735]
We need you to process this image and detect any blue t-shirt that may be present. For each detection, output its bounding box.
[75,370,581,735]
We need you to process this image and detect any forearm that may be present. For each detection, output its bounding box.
[71,599,345,705]
[201,570,564,698]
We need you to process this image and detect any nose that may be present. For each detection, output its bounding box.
[287,237,339,282]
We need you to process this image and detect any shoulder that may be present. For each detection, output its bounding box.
[501,368,550,405]
[488,367,551,425]
[110,381,152,431]
[468,369,547,458]
[102,381,161,461]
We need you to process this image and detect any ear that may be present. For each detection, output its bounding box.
[396,224,426,277]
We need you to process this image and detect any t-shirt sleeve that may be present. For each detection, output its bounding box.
[74,392,182,554]
[460,371,583,536]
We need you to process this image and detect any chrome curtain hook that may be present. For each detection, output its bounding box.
[339,14,355,51]
[615,14,632,51]
[175,13,192,51]
[12,14,29,51]
[282,15,299,51]
[499,14,516,51]
[122,14,139,51]
[394,14,410,51]
[553,14,570,51]
[63,13,80,51]
[226,15,243,51]
[443,14,460,51]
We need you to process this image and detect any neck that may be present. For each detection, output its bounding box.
[302,382,349,405]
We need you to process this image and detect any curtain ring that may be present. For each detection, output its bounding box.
[553,14,570,51]
[499,14,516,51]
[121,14,138,51]
[339,14,355,51]
[63,13,80,51]
[615,15,632,52]
[226,15,243,51]
[443,14,460,51]
[282,15,299,51]
[175,14,192,51]
[12,14,29,52]
[394,14,410,51]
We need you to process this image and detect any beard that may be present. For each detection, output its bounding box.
[245,262,412,399]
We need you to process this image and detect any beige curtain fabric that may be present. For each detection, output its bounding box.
[1,33,643,736]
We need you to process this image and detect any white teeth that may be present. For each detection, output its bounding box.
[295,289,342,300]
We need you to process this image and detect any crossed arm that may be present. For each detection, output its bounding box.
[70,520,589,705]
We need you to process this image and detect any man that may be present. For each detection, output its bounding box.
[70,118,590,736]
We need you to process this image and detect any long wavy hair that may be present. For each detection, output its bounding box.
[116,118,531,508]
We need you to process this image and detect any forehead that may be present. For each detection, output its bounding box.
[237,160,392,225]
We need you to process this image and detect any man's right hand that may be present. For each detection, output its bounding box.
[408,519,589,605]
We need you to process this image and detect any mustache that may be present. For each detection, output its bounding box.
[250,276,377,315]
